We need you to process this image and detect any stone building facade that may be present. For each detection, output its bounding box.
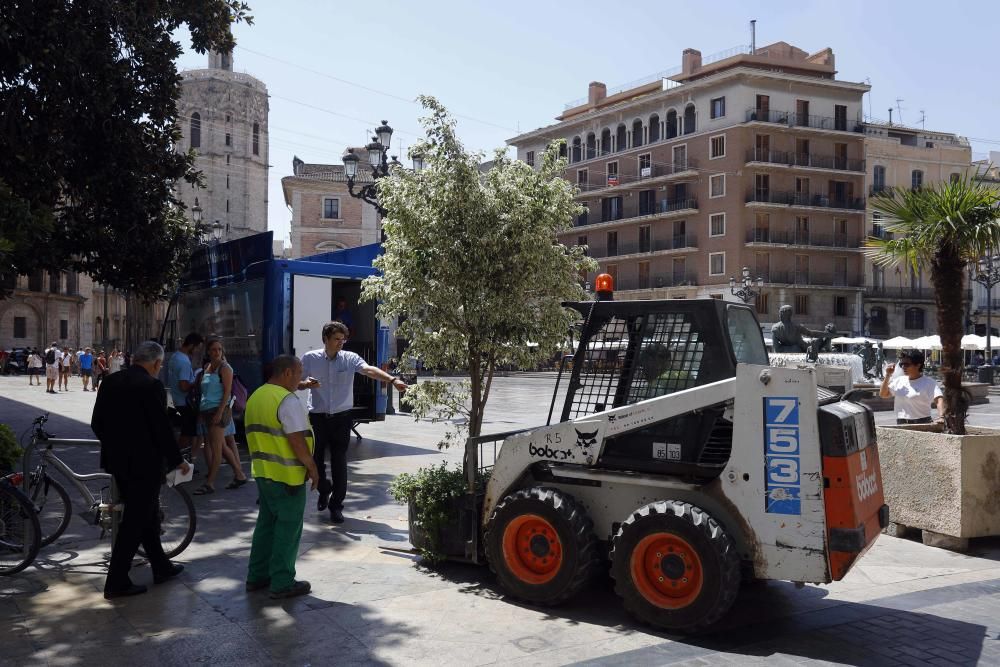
[282,158,379,258]
[509,41,869,335]
[176,51,269,240]
[0,271,99,350]
[862,123,971,338]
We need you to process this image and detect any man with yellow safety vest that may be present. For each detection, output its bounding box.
[244,354,319,599]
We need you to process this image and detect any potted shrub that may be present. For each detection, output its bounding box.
[867,175,1000,548]
[0,423,22,474]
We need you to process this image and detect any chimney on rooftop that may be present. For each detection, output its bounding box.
[588,82,607,106]
[682,49,702,77]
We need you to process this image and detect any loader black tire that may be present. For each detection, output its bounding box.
[485,487,600,606]
[611,500,740,634]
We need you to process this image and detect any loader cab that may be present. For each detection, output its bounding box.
[560,299,767,481]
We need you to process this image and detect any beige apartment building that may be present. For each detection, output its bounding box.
[509,42,869,334]
[862,123,971,338]
[282,157,380,258]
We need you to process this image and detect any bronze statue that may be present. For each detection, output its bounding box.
[771,305,837,361]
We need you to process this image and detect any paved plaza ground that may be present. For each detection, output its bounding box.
[3,373,1000,666]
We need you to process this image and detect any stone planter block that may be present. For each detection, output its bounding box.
[877,424,1000,539]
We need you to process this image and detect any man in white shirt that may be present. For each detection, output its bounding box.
[879,350,944,425]
[44,342,60,394]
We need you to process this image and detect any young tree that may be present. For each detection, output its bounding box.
[0,1,252,300]
[867,176,1000,434]
[362,97,596,444]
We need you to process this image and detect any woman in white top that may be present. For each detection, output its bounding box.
[879,349,944,425]
[109,349,124,374]
[28,350,43,386]
[59,348,72,391]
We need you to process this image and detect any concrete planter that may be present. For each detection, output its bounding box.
[877,424,1000,548]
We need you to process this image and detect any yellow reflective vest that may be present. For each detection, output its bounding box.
[245,383,314,485]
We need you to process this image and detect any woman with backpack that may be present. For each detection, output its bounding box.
[192,338,247,495]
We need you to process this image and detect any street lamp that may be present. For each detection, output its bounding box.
[211,220,224,242]
[973,249,1000,369]
[729,266,764,304]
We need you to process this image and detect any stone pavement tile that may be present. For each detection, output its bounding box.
[237,605,375,664]
[136,622,270,666]
[322,598,441,645]
[113,583,233,635]
[366,637,502,666]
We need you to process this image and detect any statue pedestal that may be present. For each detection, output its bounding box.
[769,353,866,385]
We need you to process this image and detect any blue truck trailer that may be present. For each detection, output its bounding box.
[161,231,390,423]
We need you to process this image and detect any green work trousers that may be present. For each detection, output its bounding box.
[247,477,306,593]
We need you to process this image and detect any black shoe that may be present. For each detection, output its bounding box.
[329,508,345,524]
[152,562,184,584]
[317,488,331,512]
[245,578,270,592]
[104,583,148,600]
[269,580,311,599]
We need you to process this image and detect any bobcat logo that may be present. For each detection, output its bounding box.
[575,428,599,455]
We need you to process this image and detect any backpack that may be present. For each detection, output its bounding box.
[231,373,249,415]
[45,348,55,365]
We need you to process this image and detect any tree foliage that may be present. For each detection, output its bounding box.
[362,96,596,441]
[0,1,252,300]
[866,176,1000,434]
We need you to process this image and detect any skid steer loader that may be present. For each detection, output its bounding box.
[413,275,887,633]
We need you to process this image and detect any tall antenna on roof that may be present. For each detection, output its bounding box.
[895,98,905,125]
[918,110,926,129]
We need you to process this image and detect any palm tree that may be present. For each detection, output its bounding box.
[866,176,1000,434]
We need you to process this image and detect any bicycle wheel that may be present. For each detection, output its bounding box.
[25,473,71,548]
[0,482,41,575]
[138,484,196,560]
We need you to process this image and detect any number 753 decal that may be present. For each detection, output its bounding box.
[764,397,801,515]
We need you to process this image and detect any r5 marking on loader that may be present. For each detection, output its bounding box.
[424,280,888,634]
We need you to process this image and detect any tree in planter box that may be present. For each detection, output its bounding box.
[0,423,22,473]
[866,176,1000,434]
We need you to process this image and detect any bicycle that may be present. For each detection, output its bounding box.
[16,414,197,559]
[0,472,41,575]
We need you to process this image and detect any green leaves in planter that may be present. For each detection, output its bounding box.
[0,423,22,473]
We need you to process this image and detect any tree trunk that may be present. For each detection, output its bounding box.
[468,352,484,438]
[933,244,968,434]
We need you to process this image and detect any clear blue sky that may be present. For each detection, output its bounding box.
[175,0,1000,247]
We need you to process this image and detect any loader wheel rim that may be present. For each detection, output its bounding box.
[630,532,703,609]
[502,514,563,585]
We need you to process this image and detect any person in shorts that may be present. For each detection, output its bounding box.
[80,347,94,391]
[166,333,204,452]
[28,349,43,386]
[44,343,60,394]
[59,345,72,391]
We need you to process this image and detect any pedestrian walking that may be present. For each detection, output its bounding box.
[880,349,945,425]
[80,347,94,391]
[59,346,71,390]
[28,349,43,386]
[109,349,125,374]
[93,350,107,389]
[43,342,60,394]
[300,321,406,523]
[192,338,246,494]
[245,354,318,599]
[90,341,189,599]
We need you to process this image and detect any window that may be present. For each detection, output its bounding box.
[638,153,651,177]
[710,174,725,198]
[710,134,726,159]
[631,120,644,148]
[710,96,726,119]
[226,114,231,123]
[577,169,588,186]
[225,132,231,147]
[795,99,810,126]
[252,122,260,155]
[606,161,618,186]
[834,105,847,131]
[873,165,886,193]
[709,252,725,276]
[753,212,770,242]
[950,172,961,183]
[226,199,230,213]
[795,255,809,283]
[795,295,809,315]
[559,142,567,159]
[616,124,627,152]
[755,293,769,316]
[911,170,924,190]
[606,231,618,257]
[577,235,587,253]
[190,113,201,148]
[586,133,597,160]
[226,175,230,189]
[571,137,581,163]
[905,307,925,330]
[226,154,230,165]
[600,129,612,155]
[638,261,650,289]
[639,190,655,215]
[683,104,696,135]
[834,296,847,317]
[606,263,618,284]
[59,319,68,339]
[709,213,725,237]
[755,94,770,118]
[666,110,678,139]
[601,196,623,221]
[323,198,340,219]
[648,115,660,143]
[13,316,26,339]
[639,225,651,252]
[672,145,687,170]
[526,151,535,167]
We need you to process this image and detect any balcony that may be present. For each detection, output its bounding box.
[616,272,699,291]
[765,271,864,287]
[745,108,864,133]
[746,189,865,211]
[575,197,699,228]
[745,149,865,173]
[576,159,699,194]
[598,235,698,258]
[745,230,863,249]
[865,286,937,301]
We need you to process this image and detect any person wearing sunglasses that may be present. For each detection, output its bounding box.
[879,349,944,425]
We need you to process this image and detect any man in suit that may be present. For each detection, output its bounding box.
[91,340,190,599]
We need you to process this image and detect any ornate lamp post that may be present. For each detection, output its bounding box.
[343,120,397,219]
[973,250,1000,369]
[729,266,764,305]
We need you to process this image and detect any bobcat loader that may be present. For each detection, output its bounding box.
[412,276,887,633]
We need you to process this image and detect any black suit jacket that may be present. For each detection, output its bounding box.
[91,365,183,480]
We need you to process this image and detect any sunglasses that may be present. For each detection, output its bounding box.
[898,362,913,368]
